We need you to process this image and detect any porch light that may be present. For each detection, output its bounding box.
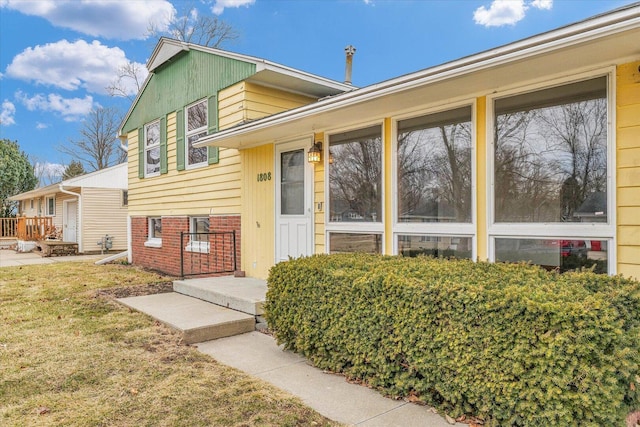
[307,141,322,164]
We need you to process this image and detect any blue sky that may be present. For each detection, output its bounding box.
[0,0,635,180]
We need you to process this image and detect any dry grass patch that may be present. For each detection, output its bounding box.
[0,262,339,426]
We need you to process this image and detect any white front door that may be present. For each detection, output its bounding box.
[275,140,313,262]
[64,201,77,242]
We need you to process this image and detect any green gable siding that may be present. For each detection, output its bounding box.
[122,50,256,134]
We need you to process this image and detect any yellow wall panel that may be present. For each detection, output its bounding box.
[618,246,640,264]
[617,167,640,188]
[618,104,640,129]
[475,97,488,261]
[615,61,640,86]
[616,61,640,277]
[618,263,640,281]
[617,127,640,150]
[618,187,640,207]
[618,207,640,225]
[313,132,326,254]
[618,225,640,246]
[383,118,393,255]
[618,148,640,168]
[240,144,275,279]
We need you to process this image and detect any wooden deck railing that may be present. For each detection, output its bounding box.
[0,217,54,241]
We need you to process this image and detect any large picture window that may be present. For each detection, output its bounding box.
[186,100,208,167]
[490,75,612,273]
[329,125,382,223]
[144,120,160,177]
[397,106,472,223]
[494,77,607,223]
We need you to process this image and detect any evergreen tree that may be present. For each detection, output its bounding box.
[62,160,86,180]
[0,139,38,217]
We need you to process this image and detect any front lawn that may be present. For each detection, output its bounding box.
[0,262,338,427]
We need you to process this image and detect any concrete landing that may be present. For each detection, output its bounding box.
[173,276,266,315]
[117,292,255,344]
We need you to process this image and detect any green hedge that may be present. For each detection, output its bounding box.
[265,254,640,426]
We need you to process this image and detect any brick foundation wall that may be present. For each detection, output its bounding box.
[131,215,241,277]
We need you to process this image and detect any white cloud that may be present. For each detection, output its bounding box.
[36,122,49,129]
[16,91,94,121]
[474,0,526,27]
[0,100,16,126]
[5,39,147,96]
[0,0,175,40]
[212,0,255,15]
[474,0,553,27]
[531,0,553,10]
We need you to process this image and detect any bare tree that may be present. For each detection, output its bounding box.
[30,156,65,187]
[58,107,126,172]
[108,2,238,100]
[150,3,239,47]
[106,61,147,101]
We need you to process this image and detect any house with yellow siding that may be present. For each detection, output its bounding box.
[118,38,352,276]
[183,4,640,280]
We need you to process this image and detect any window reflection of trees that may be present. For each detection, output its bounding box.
[494,77,607,223]
[329,126,382,222]
[187,101,208,165]
[397,107,472,223]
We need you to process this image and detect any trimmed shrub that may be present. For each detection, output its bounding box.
[265,254,640,426]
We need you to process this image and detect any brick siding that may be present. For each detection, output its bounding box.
[131,215,241,277]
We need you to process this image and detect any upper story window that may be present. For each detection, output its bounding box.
[397,106,472,224]
[122,190,128,207]
[186,100,208,168]
[45,196,55,216]
[144,120,161,177]
[493,76,608,224]
[329,125,382,223]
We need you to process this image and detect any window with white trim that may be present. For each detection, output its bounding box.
[329,125,382,224]
[144,120,160,177]
[490,75,612,273]
[186,100,208,167]
[45,196,55,216]
[394,105,475,258]
[327,125,384,253]
[186,216,210,253]
[145,217,162,248]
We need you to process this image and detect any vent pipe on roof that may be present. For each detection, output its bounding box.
[344,45,356,85]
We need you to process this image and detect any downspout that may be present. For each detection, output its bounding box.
[58,184,82,253]
[118,134,132,264]
[118,135,128,153]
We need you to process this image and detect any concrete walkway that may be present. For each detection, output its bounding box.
[0,249,105,267]
[197,332,462,427]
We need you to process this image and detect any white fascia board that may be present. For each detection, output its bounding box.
[8,184,59,201]
[195,5,640,149]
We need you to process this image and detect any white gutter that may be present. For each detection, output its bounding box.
[118,135,128,153]
[58,184,82,253]
[195,4,640,148]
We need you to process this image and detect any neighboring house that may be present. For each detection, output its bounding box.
[118,38,352,276]
[124,5,640,280]
[9,163,128,254]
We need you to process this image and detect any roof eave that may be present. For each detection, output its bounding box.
[195,4,640,150]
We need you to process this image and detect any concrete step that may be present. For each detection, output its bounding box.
[117,292,255,344]
[173,276,266,316]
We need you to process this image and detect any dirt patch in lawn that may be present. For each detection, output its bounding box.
[94,280,174,299]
